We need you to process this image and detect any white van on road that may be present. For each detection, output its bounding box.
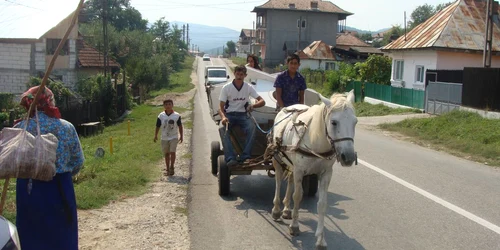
[205,66,230,120]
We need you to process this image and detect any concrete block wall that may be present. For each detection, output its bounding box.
[69,40,76,69]
[0,43,32,93]
[0,43,31,71]
[35,41,46,71]
[0,69,30,94]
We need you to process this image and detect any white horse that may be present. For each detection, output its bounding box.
[270,90,357,250]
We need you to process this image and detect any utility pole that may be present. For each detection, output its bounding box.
[222,45,225,56]
[187,24,190,51]
[297,16,302,51]
[102,0,109,77]
[182,24,186,43]
[483,0,494,67]
[252,21,255,54]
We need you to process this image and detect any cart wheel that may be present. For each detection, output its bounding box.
[218,155,230,196]
[211,141,221,175]
[302,174,318,197]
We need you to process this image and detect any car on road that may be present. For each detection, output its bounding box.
[205,66,229,120]
[202,54,211,61]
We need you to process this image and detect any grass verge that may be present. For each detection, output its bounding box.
[379,110,500,166]
[149,56,195,97]
[230,57,246,66]
[355,102,422,117]
[1,56,195,222]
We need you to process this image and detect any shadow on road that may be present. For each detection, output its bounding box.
[223,174,364,250]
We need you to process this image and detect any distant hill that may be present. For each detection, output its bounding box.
[345,26,390,34]
[170,21,240,52]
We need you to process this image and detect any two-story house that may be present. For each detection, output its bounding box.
[252,0,352,68]
[237,29,255,54]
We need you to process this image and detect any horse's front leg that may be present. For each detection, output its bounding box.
[271,158,283,220]
[289,170,304,236]
[315,166,333,250]
[282,170,293,220]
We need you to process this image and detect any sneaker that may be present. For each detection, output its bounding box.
[227,159,239,167]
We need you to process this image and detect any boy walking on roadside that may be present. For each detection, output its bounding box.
[274,53,307,110]
[154,99,184,176]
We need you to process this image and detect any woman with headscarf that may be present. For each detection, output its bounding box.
[14,85,84,250]
[246,54,262,71]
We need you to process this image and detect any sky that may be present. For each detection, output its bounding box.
[0,0,454,39]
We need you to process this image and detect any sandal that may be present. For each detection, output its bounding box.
[169,167,175,176]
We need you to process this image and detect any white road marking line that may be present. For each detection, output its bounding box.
[358,159,500,235]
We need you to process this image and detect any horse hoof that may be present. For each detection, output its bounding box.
[316,245,327,250]
[289,226,300,236]
[282,210,292,220]
[272,211,283,221]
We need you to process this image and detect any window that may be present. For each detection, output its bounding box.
[297,19,307,28]
[46,39,69,55]
[415,65,424,82]
[393,60,404,80]
[289,3,295,9]
[311,1,318,9]
[325,62,336,70]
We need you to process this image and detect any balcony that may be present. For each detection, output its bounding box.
[253,38,266,45]
[256,22,267,29]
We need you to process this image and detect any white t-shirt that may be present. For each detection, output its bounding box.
[219,81,259,113]
[157,111,182,141]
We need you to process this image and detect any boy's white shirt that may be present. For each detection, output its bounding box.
[158,111,181,141]
[219,81,259,113]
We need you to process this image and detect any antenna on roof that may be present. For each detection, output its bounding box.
[404,11,407,41]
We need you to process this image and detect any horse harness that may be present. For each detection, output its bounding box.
[268,106,354,169]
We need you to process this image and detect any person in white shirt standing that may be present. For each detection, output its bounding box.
[154,99,184,176]
[219,65,266,167]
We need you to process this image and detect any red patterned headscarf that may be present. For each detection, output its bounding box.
[20,86,61,119]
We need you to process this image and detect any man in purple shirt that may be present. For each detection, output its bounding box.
[274,54,307,109]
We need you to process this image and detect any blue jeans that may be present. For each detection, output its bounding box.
[219,112,256,162]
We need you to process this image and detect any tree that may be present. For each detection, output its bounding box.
[356,33,373,43]
[82,0,148,31]
[373,25,404,48]
[435,2,453,12]
[407,2,454,31]
[150,17,171,42]
[355,55,392,85]
[408,4,435,30]
[225,41,236,55]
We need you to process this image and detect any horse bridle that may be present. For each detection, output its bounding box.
[323,109,354,149]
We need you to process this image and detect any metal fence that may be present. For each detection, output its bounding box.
[351,81,425,109]
[425,81,462,115]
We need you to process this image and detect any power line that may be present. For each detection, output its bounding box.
[3,0,45,10]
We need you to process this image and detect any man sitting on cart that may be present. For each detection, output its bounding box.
[219,65,266,167]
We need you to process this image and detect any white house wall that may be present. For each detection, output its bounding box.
[388,50,437,90]
[301,59,321,70]
[300,59,336,70]
[436,50,500,69]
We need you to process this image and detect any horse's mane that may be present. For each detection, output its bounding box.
[308,93,354,145]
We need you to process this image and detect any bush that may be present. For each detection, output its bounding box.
[0,93,14,111]
[27,77,75,106]
[76,74,118,124]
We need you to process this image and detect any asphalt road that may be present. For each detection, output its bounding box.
[188,57,500,250]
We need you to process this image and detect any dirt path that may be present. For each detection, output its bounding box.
[78,65,198,250]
